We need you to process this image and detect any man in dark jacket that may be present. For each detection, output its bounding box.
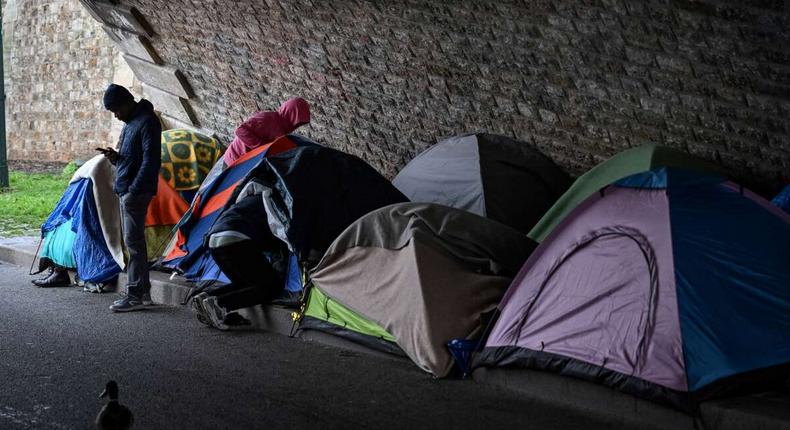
[99,84,161,312]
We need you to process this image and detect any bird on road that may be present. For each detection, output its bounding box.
[96,380,134,430]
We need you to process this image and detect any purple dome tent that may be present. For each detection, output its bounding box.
[474,168,790,411]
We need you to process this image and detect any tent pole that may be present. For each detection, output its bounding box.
[0,7,9,189]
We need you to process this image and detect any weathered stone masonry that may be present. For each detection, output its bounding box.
[97,0,790,194]
[19,1,790,194]
[2,0,122,162]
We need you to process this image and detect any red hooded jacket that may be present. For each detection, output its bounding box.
[223,97,310,165]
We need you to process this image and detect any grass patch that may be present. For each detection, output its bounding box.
[0,164,74,237]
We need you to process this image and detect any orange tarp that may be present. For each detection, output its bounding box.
[146,175,190,227]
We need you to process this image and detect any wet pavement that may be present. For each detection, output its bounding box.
[0,261,620,430]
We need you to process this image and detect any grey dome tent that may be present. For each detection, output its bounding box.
[301,202,537,377]
[392,133,571,234]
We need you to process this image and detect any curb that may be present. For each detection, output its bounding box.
[0,236,40,269]
[0,237,407,363]
[473,367,790,430]
[0,237,194,306]
[472,367,692,430]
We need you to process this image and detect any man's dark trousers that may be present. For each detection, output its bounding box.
[121,193,153,298]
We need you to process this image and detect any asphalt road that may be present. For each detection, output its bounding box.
[0,261,619,430]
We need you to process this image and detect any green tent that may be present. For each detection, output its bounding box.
[304,286,395,341]
[299,203,536,376]
[302,286,399,351]
[527,144,722,242]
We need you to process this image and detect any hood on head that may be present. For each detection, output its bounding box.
[137,99,154,112]
[278,97,310,129]
[234,111,289,149]
[223,97,310,165]
[127,99,155,122]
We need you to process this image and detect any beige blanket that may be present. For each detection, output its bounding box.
[71,155,125,269]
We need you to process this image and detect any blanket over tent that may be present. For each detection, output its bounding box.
[39,155,125,283]
[307,202,537,377]
[162,135,312,285]
[70,155,125,269]
[39,129,218,280]
[160,128,224,193]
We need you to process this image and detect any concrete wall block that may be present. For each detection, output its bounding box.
[89,1,153,37]
[103,26,160,64]
[123,55,193,98]
[143,84,197,125]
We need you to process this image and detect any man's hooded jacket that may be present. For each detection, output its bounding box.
[115,99,162,196]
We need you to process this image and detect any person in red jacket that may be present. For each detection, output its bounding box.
[222,97,310,166]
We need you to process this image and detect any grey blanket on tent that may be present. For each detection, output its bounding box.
[310,202,537,377]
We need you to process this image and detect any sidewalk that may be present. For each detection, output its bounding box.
[0,236,409,360]
[2,236,789,430]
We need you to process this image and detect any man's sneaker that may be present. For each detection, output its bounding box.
[224,312,252,328]
[114,291,153,306]
[31,267,54,285]
[189,292,210,326]
[201,295,229,331]
[109,296,145,312]
[33,269,72,288]
[83,282,106,293]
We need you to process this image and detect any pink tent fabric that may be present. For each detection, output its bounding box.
[486,186,687,392]
[476,168,790,409]
[223,97,310,165]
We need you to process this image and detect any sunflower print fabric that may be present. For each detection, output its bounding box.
[160,129,224,191]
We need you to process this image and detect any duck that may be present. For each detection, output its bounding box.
[95,380,134,430]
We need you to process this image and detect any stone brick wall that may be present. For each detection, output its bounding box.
[15,0,790,193]
[111,0,790,194]
[2,0,122,163]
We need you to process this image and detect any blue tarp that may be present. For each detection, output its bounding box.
[773,184,790,214]
[41,179,85,234]
[39,178,121,283]
[165,134,318,284]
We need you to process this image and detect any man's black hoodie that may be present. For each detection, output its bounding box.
[114,99,161,196]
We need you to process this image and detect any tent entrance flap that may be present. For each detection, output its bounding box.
[512,225,660,373]
[304,285,396,342]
